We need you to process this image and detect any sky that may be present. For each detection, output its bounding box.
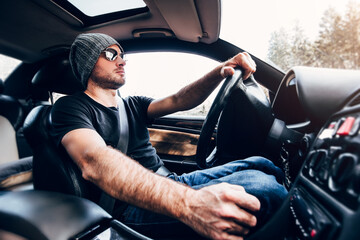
[220,0,360,59]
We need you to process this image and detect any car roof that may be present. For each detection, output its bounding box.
[0,0,221,63]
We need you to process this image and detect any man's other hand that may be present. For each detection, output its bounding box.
[221,52,256,80]
[181,182,261,240]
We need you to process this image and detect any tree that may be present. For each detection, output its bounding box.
[314,7,345,68]
[267,1,360,71]
[342,1,360,69]
[267,24,313,70]
[289,22,314,67]
[267,28,292,71]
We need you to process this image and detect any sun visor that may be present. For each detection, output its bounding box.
[153,0,220,43]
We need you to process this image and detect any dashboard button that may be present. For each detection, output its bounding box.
[310,229,317,238]
[336,117,356,136]
[333,118,345,137]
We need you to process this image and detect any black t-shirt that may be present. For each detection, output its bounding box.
[50,92,163,171]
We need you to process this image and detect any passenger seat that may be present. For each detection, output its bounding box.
[0,79,24,164]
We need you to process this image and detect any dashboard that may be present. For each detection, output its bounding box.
[290,99,360,240]
[272,66,360,129]
[280,68,360,240]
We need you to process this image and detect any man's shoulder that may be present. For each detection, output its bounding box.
[124,95,154,106]
[51,93,94,117]
[53,92,87,107]
[124,96,155,123]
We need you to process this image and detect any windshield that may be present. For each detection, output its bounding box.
[221,0,360,72]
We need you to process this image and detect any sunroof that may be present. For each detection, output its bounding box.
[52,0,148,26]
[67,0,146,17]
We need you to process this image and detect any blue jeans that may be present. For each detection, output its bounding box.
[120,157,288,238]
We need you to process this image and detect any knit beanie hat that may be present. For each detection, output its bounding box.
[69,33,121,89]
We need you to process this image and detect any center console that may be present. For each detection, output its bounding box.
[290,102,360,240]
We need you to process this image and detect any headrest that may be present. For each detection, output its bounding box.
[23,105,52,149]
[32,56,85,95]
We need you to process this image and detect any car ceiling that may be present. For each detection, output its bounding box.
[0,0,221,63]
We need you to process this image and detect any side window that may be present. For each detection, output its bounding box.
[122,52,220,117]
[0,54,21,81]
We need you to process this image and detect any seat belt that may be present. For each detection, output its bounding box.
[99,94,129,214]
[116,97,129,154]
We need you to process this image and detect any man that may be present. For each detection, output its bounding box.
[50,33,287,240]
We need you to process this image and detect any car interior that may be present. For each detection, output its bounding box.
[1,0,360,239]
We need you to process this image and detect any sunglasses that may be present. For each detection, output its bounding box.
[102,48,126,61]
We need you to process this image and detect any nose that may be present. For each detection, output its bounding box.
[116,56,126,66]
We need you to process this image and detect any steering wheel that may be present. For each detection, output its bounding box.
[196,68,244,169]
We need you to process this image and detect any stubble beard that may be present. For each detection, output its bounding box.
[90,68,126,90]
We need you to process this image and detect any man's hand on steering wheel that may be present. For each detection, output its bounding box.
[196,52,258,169]
[221,52,256,79]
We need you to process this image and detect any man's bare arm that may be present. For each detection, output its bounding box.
[62,128,260,239]
[61,128,188,213]
[147,52,256,119]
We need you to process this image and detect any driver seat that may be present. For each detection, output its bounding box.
[23,56,103,205]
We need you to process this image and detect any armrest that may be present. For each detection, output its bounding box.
[0,156,32,189]
[0,190,111,240]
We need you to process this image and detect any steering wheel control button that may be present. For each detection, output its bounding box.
[336,116,356,136]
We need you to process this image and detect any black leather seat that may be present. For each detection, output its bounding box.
[23,56,102,203]
[0,73,34,191]
[0,79,25,163]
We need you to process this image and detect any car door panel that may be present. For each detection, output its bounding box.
[149,128,199,157]
[149,116,209,173]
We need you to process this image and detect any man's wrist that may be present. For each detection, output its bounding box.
[171,185,194,221]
